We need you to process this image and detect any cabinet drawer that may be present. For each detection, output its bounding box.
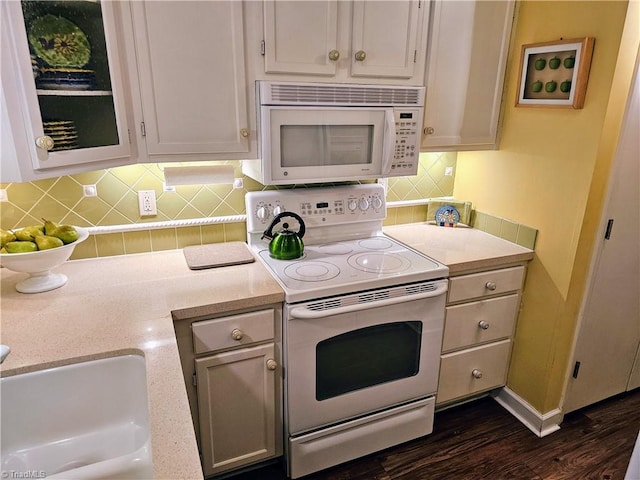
[442,294,519,352]
[193,309,275,354]
[448,266,525,303]
[437,340,511,405]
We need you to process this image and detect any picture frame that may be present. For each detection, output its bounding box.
[516,37,595,109]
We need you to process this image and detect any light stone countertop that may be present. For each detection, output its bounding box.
[0,249,284,480]
[0,227,531,479]
[384,223,534,274]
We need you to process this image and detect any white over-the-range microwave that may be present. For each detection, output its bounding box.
[242,81,425,185]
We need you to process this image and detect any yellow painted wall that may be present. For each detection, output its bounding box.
[453,1,637,413]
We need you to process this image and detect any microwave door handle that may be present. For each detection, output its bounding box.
[289,282,448,320]
[381,110,396,175]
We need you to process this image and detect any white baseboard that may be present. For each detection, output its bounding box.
[492,387,563,437]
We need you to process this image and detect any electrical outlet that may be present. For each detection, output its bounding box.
[138,190,157,216]
[0,189,8,202]
[83,184,97,197]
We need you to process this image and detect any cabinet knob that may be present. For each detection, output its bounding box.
[240,128,249,138]
[354,50,366,62]
[471,369,483,379]
[231,328,244,341]
[328,49,340,61]
[478,320,490,330]
[266,359,277,371]
[485,281,497,291]
[424,127,435,135]
[35,135,54,151]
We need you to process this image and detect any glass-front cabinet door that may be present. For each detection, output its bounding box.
[3,1,132,176]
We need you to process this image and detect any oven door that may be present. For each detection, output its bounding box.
[284,280,447,435]
[261,106,395,184]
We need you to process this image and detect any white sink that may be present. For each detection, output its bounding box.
[1,354,153,479]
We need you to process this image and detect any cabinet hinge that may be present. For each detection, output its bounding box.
[127,128,131,144]
[260,40,265,56]
[192,373,197,387]
[140,121,146,138]
[572,361,581,379]
[418,0,422,8]
[605,219,614,240]
[414,50,417,63]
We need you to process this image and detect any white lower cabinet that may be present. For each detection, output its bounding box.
[175,307,283,478]
[436,265,525,405]
[439,340,511,403]
[195,343,278,476]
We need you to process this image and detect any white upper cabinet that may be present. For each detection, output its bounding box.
[421,0,515,151]
[125,1,254,161]
[263,1,339,76]
[1,1,134,182]
[260,0,430,85]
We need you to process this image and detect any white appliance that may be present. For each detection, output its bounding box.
[245,184,448,478]
[242,81,425,185]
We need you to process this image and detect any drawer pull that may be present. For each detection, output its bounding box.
[485,281,497,291]
[231,328,244,341]
[478,321,490,330]
[471,369,483,379]
[266,359,277,371]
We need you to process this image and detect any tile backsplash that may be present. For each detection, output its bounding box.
[0,152,457,259]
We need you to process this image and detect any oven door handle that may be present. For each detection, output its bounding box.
[289,283,447,319]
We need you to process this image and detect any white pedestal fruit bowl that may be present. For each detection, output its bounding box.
[0,227,89,293]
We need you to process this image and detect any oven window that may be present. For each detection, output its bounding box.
[316,321,422,401]
[281,125,373,167]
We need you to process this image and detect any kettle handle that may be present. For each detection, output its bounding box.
[262,211,306,240]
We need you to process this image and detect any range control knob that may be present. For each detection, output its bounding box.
[256,206,269,221]
[359,198,369,211]
[348,199,358,211]
[371,195,383,210]
[273,205,283,216]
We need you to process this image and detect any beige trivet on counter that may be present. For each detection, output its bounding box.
[183,242,255,270]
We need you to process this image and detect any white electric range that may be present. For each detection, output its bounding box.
[245,184,449,479]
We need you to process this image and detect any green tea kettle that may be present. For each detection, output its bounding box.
[261,212,306,260]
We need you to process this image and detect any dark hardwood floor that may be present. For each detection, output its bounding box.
[229,389,640,480]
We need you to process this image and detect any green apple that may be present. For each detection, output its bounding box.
[560,80,572,93]
[534,58,546,70]
[564,56,575,68]
[549,57,561,69]
[531,80,543,93]
[545,80,557,93]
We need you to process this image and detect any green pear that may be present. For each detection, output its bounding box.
[35,235,64,250]
[4,241,38,253]
[42,218,58,236]
[43,218,78,244]
[0,229,16,247]
[14,225,44,241]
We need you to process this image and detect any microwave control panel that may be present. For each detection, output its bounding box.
[391,108,422,174]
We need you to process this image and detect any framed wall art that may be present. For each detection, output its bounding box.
[516,37,595,109]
